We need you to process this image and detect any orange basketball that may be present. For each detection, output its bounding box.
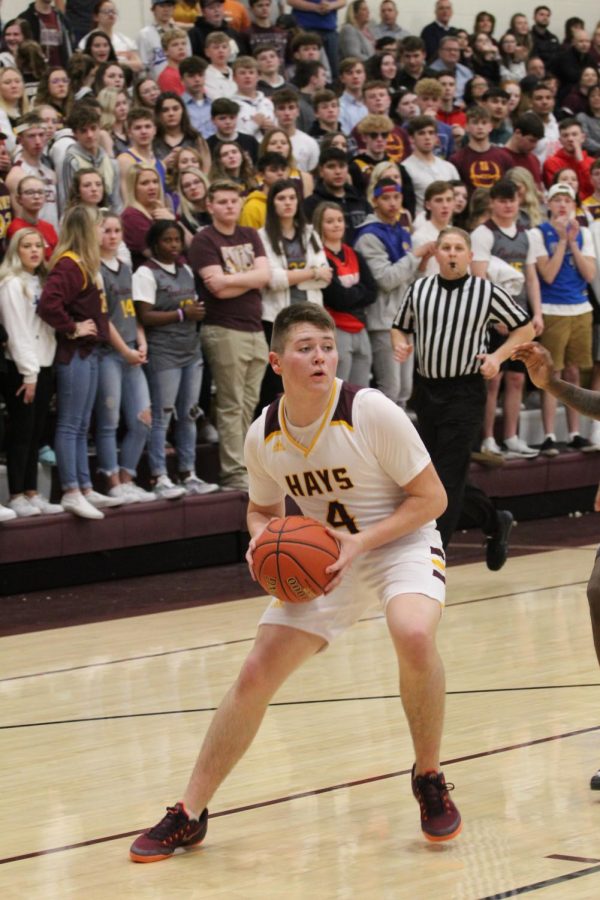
[252,515,341,603]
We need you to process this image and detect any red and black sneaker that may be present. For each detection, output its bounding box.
[129,802,208,863]
[411,765,462,842]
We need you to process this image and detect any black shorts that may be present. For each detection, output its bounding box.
[488,327,526,374]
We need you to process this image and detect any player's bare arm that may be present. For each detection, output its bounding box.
[246,499,286,579]
[513,341,600,419]
[324,463,447,592]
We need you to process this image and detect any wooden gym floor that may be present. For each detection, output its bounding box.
[2,514,600,899]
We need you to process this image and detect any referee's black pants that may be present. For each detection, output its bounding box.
[412,373,498,549]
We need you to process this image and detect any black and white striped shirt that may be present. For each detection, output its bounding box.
[393,274,531,379]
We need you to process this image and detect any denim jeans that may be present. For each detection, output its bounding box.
[95,348,152,477]
[55,350,99,491]
[146,356,203,476]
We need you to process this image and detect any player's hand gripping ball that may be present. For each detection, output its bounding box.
[252,515,341,603]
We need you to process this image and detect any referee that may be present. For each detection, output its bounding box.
[392,226,535,569]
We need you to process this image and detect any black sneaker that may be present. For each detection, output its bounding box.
[568,435,598,453]
[540,437,560,457]
[411,765,462,842]
[591,769,600,790]
[486,510,513,571]
[129,803,208,863]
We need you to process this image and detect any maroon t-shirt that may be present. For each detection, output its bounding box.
[188,224,265,333]
[449,145,510,192]
[497,148,543,188]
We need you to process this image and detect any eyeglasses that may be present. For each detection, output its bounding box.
[366,132,391,138]
[20,189,45,196]
[50,78,69,85]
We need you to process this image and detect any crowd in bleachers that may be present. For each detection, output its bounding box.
[0,0,600,521]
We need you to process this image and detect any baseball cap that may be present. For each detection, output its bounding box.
[547,183,575,201]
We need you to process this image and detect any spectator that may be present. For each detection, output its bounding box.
[6,113,58,228]
[510,13,533,54]
[543,117,595,197]
[133,219,218,498]
[180,56,213,138]
[351,114,395,191]
[231,56,275,140]
[0,67,30,133]
[257,177,330,404]
[499,113,544,188]
[153,92,211,174]
[59,105,121,215]
[97,86,130,156]
[402,115,458,212]
[248,0,288,64]
[449,107,510,195]
[338,57,368,135]
[272,89,319,172]
[207,98,259,164]
[427,35,472,103]
[481,88,512,145]
[209,140,257,194]
[354,177,433,401]
[177,167,211,243]
[420,0,457,62]
[309,89,342,141]
[0,228,61,517]
[18,0,72,68]
[549,30,595,103]
[122,163,175,271]
[133,77,161,111]
[396,37,427,91]
[530,4,560,65]
[203,31,237,100]
[82,29,118,65]
[292,60,328,133]
[313,200,375,386]
[118,107,166,189]
[77,1,143,72]
[36,206,125,518]
[561,67,600,118]
[258,128,314,198]
[95,211,156,506]
[413,77,454,158]
[583,159,600,220]
[255,43,293,97]
[364,50,398,90]
[304,147,370,243]
[411,179,455,274]
[339,0,375,63]
[189,179,271,491]
[6,175,58,260]
[287,0,341,79]
[239,151,288,228]
[92,61,128,96]
[138,0,189,80]
[189,0,244,61]
[498,33,527,83]
[529,182,597,455]
[530,81,560,164]
[157,28,190,95]
[506,166,544,227]
[469,32,501,86]
[372,0,411,43]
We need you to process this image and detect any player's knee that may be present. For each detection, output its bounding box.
[235,652,273,698]
[394,624,436,669]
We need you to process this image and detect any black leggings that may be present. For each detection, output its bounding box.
[0,363,54,495]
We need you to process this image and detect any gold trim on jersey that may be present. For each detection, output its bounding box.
[280,382,338,458]
[330,419,354,432]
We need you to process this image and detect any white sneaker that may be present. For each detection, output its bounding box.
[0,503,17,522]
[9,494,41,517]
[481,437,504,456]
[502,436,539,459]
[111,482,158,504]
[62,491,104,519]
[153,474,185,500]
[197,417,219,444]
[182,473,220,495]
[26,494,64,515]
[589,421,600,448]
[83,489,123,509]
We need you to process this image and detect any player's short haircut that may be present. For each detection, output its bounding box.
[211,98,240,116]
[436,226,471,249]
[339,57,364,76]
[205,31,230,49]
[489,178,518,200]
[179,56,207,76]
[207,179,244,200]
[127,106,155,127]
[271,304,336,354]
[513,112,544,139]
[424,180,453,203]
[466,106,491,123]
[272,88,299,108]
[406,114,437,135]
[313,89,337,110]
[233,55,258,73]
[290,31,323,53]
[414,78,443,99]
[558,116,582,132]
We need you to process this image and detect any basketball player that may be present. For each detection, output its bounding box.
[512,340,600,790]
[129,303,462,862]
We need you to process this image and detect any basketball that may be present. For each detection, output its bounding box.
[252,515,341,603]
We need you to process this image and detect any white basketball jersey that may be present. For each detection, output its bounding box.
[245,379,434,536]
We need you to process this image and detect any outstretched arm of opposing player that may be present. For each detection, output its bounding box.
[324,463,447,592]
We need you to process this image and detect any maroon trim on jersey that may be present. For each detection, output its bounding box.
[331,381,362,428]
[264,395,282,441]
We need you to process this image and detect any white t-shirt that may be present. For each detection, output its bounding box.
[400,155,459,212]
[204,65,237,101]
[411,219,440,276]
[289,129,320,172]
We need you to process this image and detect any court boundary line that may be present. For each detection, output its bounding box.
[476,863,600,899]
[3,683,600,730]
[0,579,589,684]
[1,722,599,867]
